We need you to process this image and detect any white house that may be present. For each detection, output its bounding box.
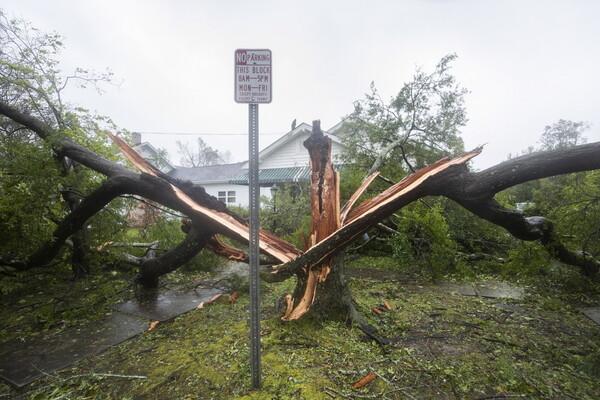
[166,121,346,208]
[132,132,176,174]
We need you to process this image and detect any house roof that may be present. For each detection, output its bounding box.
[164,120,348,186]
[240,121,344,169]
[133,142,176,173]
[229,165,345,185]
[229,166,310,185]
[167,162,245,183]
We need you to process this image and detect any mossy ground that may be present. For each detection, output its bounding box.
[1,257,600,399]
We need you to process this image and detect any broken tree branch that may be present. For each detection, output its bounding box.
[269,148,482,280]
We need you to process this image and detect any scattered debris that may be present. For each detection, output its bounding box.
[147,321,159,331]
[224,291,239,304]
[371,307,383,315]
[353,372,377,389]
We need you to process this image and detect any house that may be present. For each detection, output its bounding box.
[168,161,246,206]
[166,121,346,208]
[132,132,176,174]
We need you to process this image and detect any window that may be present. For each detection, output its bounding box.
[218,190,236,204]
[227,191,236,203]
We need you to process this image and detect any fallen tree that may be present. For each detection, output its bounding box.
[3,14,600,323]
[2,98,600,320]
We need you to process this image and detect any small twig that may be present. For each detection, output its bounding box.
[473,395,528,400]
[358,324,388,354]
[557,366,595,381]
[30,363,59,382]
[498,312,513,324]
[194,278,232,291]
[370,368,418,400]
[71,373,147,380]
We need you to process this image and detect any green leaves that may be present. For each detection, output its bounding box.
[340,54,467,180]
[0,12,128,268]
[389,201,457,278]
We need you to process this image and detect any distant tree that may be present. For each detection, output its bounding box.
[511,120,599,262]
[176,137,231,167]
[338,55,468,270]
[505,119,591,202]
[340,54,467,180]
[539,119,589,151]
[260,183,311,242]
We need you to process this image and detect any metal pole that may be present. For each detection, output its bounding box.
[248,103,261,389]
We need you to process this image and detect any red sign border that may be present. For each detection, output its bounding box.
[234,48,272,104]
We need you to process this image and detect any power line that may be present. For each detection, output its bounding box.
[136,131,282,136]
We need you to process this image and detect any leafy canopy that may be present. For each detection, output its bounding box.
[0,11,129,259]
[339,54,468,181]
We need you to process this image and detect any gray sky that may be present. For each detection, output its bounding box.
[3,0,599,170]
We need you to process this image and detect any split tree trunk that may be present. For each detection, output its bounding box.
[281,121,361,322]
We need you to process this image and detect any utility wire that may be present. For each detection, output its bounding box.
[136,131,281,136]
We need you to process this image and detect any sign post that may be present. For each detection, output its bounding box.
[234,48,271,389]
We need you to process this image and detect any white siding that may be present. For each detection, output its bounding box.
[202,182,272,208]
[260,132,346,169]
[330,141,345,163]
[260,132,311,169]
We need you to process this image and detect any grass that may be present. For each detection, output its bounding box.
[1,257,600,399]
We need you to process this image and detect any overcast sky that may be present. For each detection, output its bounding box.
[2,0,599,170]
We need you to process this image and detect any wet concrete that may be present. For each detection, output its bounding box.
[494,303,524,312]
[583,307,600,326]
[432,283,478,296]
[433,282,524,300]
[1,286,224,387]
[112,287,223,321]
[0,312,149,387]
[474,283,524,299]
[345,267,524,300]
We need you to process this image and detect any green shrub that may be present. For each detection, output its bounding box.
[388,201,459,279]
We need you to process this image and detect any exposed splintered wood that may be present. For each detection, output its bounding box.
[353,372,377,389]
[108,131,302,264]
[271,147,483,281]
[181,219,248,262]
[282,120,341,320]
[205,236,248,262]
[340,171,379,225]
[107,132,159,176]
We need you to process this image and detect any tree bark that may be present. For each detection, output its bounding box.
[0,101,302,287]
[13,176,133,270]
[3,98,600,309]
[281,121,350,320]
[432,147,600,275]
[136,223,211,288]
